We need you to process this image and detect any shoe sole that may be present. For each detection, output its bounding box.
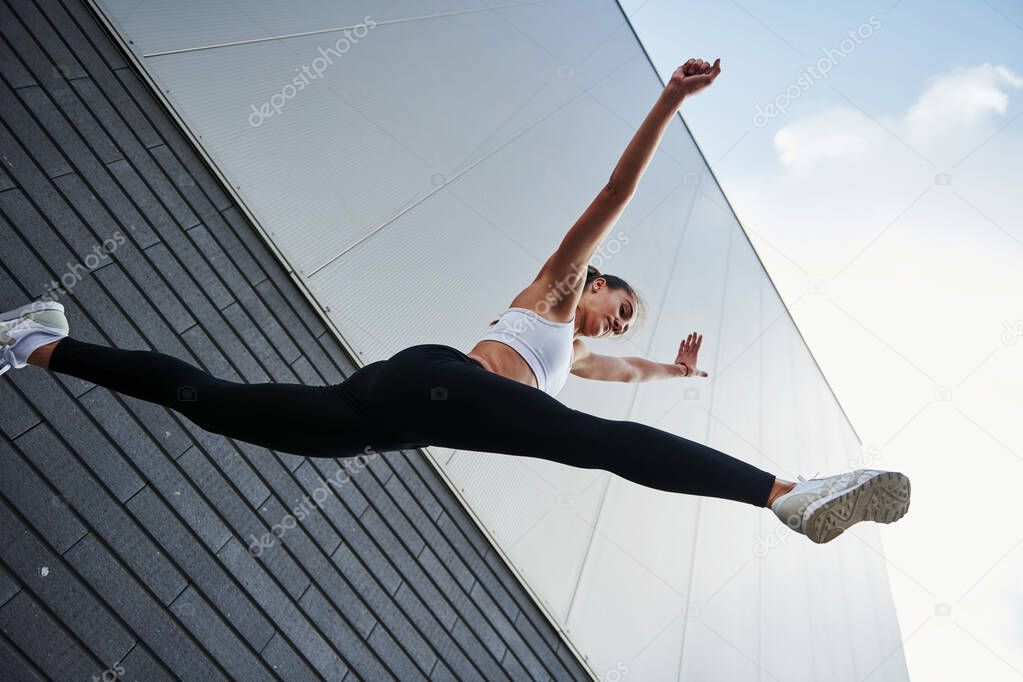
[803,471,911,544]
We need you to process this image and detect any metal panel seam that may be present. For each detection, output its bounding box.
[82,1,597,678]
[144,0,553,58]
[611,0,865,448]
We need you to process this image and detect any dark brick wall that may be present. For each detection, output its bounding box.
[0,1,590,679]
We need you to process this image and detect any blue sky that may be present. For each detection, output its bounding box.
[629,0,1023,171]
[630,1,1023,680]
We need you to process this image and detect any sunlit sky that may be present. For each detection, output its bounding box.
[628,0,1023,679]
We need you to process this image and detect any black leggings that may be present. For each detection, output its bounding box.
[48,339,776,507]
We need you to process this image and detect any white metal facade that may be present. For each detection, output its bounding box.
[90,1,910,678]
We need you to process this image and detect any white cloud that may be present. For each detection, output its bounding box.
[769,63,1022,173]
[710,56,1023,682]
[773,107,881,170]
[904,63,1023,146]
[733,63,1022,272]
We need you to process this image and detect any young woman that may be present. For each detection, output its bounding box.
[1,58,909,544]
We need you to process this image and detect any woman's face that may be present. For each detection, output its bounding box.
[577,278,638,338]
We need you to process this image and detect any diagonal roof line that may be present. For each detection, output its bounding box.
[612,0,867,448]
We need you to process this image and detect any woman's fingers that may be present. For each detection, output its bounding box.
[705,59,721,82]
[679,58,721,73]
[676,58,722,89]
[678,331,704,357]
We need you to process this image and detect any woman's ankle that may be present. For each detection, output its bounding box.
[765,478,797,508]
[28,338,64,369]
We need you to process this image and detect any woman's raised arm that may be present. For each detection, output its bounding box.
[534,58,722,313]
[608,58,720,196]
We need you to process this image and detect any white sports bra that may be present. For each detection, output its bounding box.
[480,307,575,395]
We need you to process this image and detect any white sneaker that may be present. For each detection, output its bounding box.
[0,300,69,374]
[771,469,911,544]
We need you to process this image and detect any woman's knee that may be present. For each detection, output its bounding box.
[562,414,650,462]
[170,376,234,424]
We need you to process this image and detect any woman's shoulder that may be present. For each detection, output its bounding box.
[507,281,576,325]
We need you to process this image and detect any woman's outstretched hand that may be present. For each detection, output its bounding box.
[674,331,708,378]
[668,58,721,100]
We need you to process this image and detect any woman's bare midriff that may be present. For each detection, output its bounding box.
[467,340,539,389]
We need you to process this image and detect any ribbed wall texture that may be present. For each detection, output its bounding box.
[0,1,591,679]
[30,0,911,679]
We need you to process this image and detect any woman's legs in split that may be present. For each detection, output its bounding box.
[363,345,781,508]
[35,338,785,507]
[29,338,905,540]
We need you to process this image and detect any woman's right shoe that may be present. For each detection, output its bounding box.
[0,300,69,375]
[771,469,911,544]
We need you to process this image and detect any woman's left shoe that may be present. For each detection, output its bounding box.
[771,469,911,544]
[0,300,69,375]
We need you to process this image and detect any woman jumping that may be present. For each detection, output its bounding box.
[0,58,909,544]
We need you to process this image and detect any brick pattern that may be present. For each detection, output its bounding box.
[0,1,590,679]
